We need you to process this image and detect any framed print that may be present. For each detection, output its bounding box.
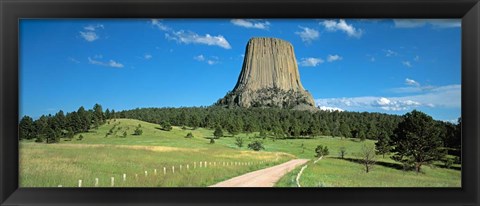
[1,0,479,205]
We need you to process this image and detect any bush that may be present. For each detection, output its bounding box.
[339,147,347,159]
[35,137,44,143]
[248,140,264,151]
[77,134,84,141]
[161,121,172,131]
[134,128,143,135]
[185,132,194,138]
[443,158,454,169]
[235,136,244,148]
[315,145,329,157]
[209,137,215,144]
[214,127,223,139]
[122,131,127,138]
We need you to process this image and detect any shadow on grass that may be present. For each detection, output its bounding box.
[433,163,461,171]
[331,157,405,171]
[332,157,462,172]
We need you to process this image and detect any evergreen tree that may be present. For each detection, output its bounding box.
[105,109,111,120]
[214,126,223,139]
[19,116,36,140]
[93,103,104,124]
[375,133,391,158]
[390,110,444,173]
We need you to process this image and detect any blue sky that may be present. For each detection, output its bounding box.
[20,19,461,122]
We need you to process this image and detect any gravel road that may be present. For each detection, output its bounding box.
[210,159,309,187]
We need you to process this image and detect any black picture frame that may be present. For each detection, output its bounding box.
[1,0,479,205]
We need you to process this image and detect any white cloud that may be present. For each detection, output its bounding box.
[151,19,231,49]
[405,78,420,87]
[88,57,124,68]
[327,54,342,62]
[194,54,219,65]
[298,57,324,67]
[384,49,398,57]
[79,31,98,42]
[318,106,344,112]
[402,61,412,67]
[151,19,171,31]
[84,24,104,31]
[295,26,319,43]
[321,19,363,38]
[194,55,205,61]
[315,84,460,112]
[231,19,270,30]
[207,60,217,65]
[108,60,124,68]
[393,19,461,29]
[144,54,152,60]
[79,24,104,42]
[165,30,231,49]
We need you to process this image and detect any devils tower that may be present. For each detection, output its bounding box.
[216,37,316,110]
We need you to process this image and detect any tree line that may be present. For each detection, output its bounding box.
[19,104,114,143]
[19,105,461,161]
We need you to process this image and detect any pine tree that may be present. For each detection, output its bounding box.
[214,126,223,139]
[390,110,444,173]
[19,116,36,140]
[375,133,391,158]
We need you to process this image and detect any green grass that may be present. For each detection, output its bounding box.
[276,151,461,188]
[20,142,291,187]
[20,118,461,187]
[276,157,461,187]
[20,119,295,187]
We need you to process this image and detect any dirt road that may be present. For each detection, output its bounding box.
[209,159,309,187]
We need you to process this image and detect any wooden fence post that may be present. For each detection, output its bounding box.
[95,178,99,187]
[111,177,115,187]
[78,180,82,187]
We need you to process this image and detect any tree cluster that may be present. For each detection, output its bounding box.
[19,104,111,143]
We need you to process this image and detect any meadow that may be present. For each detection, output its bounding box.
[19,118,461,187]
[19,119,293,187]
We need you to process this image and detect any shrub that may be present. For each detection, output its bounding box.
[248,140,264,151]
[77,134,84,141]
[235,136,244,148]
[35,136,44,143]
[214,127,223,139]
[315,145,329,157]
[209,137,215,144]
[161,121,172,131]
[339,147,347,159]
[133,128,143,135]
[443,158,454,169]
[185,132,194,138]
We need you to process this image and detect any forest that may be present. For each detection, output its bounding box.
[19,104,461,159]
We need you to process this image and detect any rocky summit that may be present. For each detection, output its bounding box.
[216,37,316,110]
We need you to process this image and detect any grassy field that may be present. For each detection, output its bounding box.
[19,119,293,187]
[20,118,461,187]
[276,157,461,187]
